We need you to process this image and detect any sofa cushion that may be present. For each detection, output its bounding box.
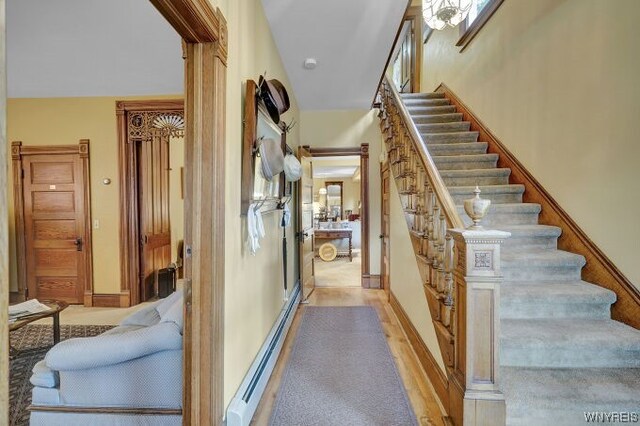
[119,303,161,327]
[45,322,182,371]
[159,298,183,332]
[30,360,59,388]
[156,289,183,318]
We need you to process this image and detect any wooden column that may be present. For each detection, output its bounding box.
[182,32,227,425]
[448,228,510,426]
[0,0,8,419]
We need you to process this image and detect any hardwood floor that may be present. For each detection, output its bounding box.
[251,287,446,425]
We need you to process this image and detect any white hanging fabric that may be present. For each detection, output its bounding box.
[247,203,266,255]
[281,202,291,228]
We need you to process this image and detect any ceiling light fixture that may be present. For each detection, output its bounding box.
[423,0,473,30]
[303,58,317,70]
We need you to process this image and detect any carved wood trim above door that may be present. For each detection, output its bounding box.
[437,82,640,330]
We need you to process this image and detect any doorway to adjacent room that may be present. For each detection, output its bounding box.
[312,156,363,288]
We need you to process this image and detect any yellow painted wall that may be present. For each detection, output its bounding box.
[389,174,445,373]
[300,110,383,275]
[209,0,301,408]
[421,0,640,288]
[7,95,182,295]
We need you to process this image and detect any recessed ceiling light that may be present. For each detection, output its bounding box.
[303,58,317,70]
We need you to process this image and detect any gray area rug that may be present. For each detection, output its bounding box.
[269,306,418,426]
[9,324,114,426]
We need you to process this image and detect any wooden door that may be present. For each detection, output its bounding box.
[138,134,172,301]
[298,147,315,301]
[21,151,90,303]
[381,163,391,296]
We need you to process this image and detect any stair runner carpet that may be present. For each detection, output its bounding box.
[400,92,640,426]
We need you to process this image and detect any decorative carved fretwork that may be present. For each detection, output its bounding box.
[127,110,185,140]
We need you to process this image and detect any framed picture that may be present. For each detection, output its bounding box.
[241,79,284,214]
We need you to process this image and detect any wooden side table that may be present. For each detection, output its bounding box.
[314,229,353,261]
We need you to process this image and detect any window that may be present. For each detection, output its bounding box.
[456,0,504,51]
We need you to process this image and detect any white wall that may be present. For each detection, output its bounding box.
[300,110,383,275]
[422,0,640,288]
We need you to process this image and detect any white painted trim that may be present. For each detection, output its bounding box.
[226,281,301,426]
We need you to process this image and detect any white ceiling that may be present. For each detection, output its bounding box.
[7,0,183,98]
[313,165,359,179]
[313,156,360,178]
[262,0,408,110]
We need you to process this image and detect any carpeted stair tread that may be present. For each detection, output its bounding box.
[502,280,616,303]
[502,367,640,425]
[497,224,562,249]
[501,281,616,320]
[501,318,640,368]
[432,153,499,170]
[401,92,446,100]
[416,121,471,133]
[421,131,479,143]
[501,249,585,282]
[406,105,457,115]
[440,167,509,185]
[427,142,488,156]
[405,98,450,107]
[411,113,463,124]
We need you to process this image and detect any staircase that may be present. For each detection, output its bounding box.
[392,90,640,425]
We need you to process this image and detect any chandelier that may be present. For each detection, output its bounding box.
[423,0,473,30]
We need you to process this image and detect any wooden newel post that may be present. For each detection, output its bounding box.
[448,228,510,426]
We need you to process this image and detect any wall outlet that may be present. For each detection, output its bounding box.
[93,219,100,229]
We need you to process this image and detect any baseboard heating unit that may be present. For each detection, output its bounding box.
[226,281,301,426]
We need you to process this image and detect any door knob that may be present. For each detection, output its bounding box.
[379,234,384,239]
[74,237,83,251]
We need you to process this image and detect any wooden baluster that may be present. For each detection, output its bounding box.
[442,234,454,328]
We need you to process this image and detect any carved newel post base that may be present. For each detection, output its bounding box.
[448,228,510,426]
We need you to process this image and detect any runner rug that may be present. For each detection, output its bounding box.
[269,306,418,426]
[9,324,114,426]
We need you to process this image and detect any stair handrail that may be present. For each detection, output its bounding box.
[382,75,464,230]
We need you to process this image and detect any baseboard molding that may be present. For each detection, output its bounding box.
[437,82,640,330]
[226,281,301,426]
[389,291,449,414]
[92,294,122,308]
[362,274,381,289]
[29,405,181,415]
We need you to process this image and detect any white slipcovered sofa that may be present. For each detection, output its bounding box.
[29,290,184,426]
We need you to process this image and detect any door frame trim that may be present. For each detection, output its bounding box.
[149,2,228,424]
[115,99,184,308]
[380,161,390,295]
[303,144,373,287]
[11,140,94,305]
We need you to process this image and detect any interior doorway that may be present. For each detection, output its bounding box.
[301,144,374,288]
[312,158,362,288]
[11,141,93,304]
[116,100,184,306]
